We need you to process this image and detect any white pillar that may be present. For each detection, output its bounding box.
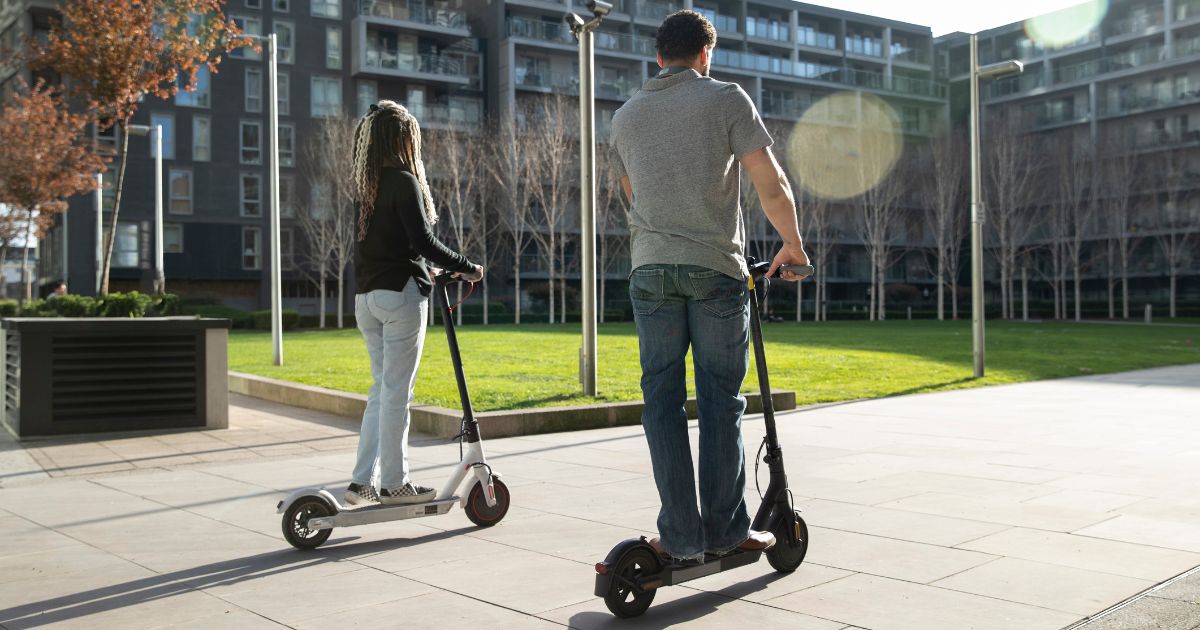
[94,172,103,295]
[969,34,986,378]
[154,124,164,295]
[268,33,283,366]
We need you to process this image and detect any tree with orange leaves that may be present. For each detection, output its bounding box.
[0,79,107,302]
[29,0,253,294]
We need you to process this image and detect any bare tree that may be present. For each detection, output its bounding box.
[922,132,967,320]
[524,96,578,324]
[1152,147,1197,318]
[597,145,630,323]
[1055,136,1095,322]
[483,115,537,324]
[426,123,485,325]
[854,165,905,321]
[1095,133,1140,319]
[295,181,335,328]
[302,116,358,327]
[984,112,1041,319]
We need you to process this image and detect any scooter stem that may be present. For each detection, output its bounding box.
[747,271,780,452]
[435,275,480,442]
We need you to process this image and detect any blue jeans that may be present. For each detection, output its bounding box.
[630,264,751,560]
[351,282,428,489]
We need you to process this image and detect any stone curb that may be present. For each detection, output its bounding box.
[227,371,796,439]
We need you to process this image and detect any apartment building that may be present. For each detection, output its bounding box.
[6,0,953,314]
[939,0,1200,311]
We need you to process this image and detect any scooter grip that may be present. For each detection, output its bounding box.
[774,264,815,279]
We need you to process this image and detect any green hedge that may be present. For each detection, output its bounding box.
[252,309,300,331]
[1,292,186,319]
[183,304,254,328]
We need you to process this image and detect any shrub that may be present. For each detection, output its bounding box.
[99,291,154,318]
[150,293,180,316]
[252,308,300,331]
[0,300,18,317]
[42,294,99,317]
[184,304,253,328]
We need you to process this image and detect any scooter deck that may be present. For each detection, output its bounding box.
[633,550,763,592]
[307,497,459,529]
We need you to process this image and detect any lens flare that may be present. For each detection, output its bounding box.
[1025,0,1108,49]
[787,92,901,200]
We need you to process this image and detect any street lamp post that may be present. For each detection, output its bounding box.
[94,172,103,294]
[969,34,1023,378]
[126,123,164,295]
[565,0,611,397]
[247,32,283,367]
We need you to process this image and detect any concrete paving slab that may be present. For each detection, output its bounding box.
[933,557,1153,615]
[803,526,998,583]
[957,527,1200,581]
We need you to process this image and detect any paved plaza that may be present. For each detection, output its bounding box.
[1,364,1198,629]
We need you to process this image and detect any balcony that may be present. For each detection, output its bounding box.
[842,68,948,98]
[358,0,470,35]
[891,45,930,65]
[796,26,837,51]
[636,0,677,21]
[507,15,573,45]
[1052,58,1101,84]
[1101,87,1200,116]
[989,70,1045,98]
[360,49,478,85]
[516,68,578,93]
[845,35,884,57]
[712,50,946,98]
[1105,43,1167,71]
[1175,36,1200,58]
[761,97,814,119]
[1105,10,1163,37]
[409,100,483,128]
[746,16,789,42]
[595,30,657,56]
[1178,0,1200,21]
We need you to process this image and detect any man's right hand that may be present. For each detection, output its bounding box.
[768,242,810,282]
[455,264,484,283]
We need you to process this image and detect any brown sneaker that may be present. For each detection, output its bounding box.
[737,530,777,552]
[647,537,703,566]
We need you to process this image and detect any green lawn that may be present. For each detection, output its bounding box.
[228,319,1199,412]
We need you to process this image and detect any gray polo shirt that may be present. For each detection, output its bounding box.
[610,68,772,280]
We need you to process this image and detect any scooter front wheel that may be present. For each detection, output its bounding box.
[603,546,660,618]
[465,478,510,527]
[282,495,335,550]
[766,510,809,573]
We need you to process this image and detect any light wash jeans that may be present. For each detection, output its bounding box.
[351,282,428,489]
[630,264,751,561]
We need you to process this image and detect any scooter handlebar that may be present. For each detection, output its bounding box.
[747,260,815,280]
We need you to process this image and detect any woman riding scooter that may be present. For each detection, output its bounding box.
[346,100,483,506]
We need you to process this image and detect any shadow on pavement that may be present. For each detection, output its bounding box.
[568,573,792,629]
[0,528,472,628]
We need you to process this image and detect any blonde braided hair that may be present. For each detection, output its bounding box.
[351,100,438,241]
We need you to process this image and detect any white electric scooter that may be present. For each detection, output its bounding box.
[277,273,510,550]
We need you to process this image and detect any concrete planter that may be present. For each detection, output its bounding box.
[2,317,231,438]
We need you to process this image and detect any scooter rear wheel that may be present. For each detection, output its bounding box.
[282,496,335,550]
[766,510,809,573]
[465,478,510,527]
[604,546,660,618]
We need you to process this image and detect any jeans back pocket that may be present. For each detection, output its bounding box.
[688,270,747,319]
[629,267,666,316]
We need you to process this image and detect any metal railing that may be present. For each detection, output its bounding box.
[990,70,1044,97]
[362,49,473,79]
[1105,43,1167,71]
[761,97,815,119]
[635,0,676,21]
[595,30,657,55]
[358,0,469,31]
[1105,10,1163,36]
[1052,58,1101,84]
[507,15,573,44]
[891,45,930,65]
[410,101,483,127]
[694,8,739,33]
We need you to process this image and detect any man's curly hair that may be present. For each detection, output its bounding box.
[655,10,717,62]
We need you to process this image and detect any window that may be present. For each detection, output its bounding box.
[246,0,261,8]
[275,20,294,64]
[326,27,342,69]
[241,173,262,216]
[231,16,262,59]
[242,227,262,270]
[281,228,295,270]
[1176,73,1191,99]
[311,76,341,117]
[192,115,211,161]
[96,123,118,155]
[357,80,378,115]
[150,113,175,159]
[114,223,139,268]
[175,66,210,107]
[169,168,193,215]
[245,67,262,112]
[279,123,295,167]
[311,0,340,18]
[241,120,262,164]
[280,175,296,218]
[278,72,290,115]
[310,181,332,218]
[274,0,290,10]
[164,223,184,254]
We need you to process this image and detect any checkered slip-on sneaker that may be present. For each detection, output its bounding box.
[379,482,436,505]
[344,483,379,506]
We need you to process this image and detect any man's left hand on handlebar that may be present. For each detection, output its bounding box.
[453,264,484,283]
[768,242,810,282]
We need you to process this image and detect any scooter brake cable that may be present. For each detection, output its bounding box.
[449,281,476,313]
[754,436,767,500]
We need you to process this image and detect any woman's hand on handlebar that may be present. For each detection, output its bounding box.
[454,264,484,283]
[768,242,810,282]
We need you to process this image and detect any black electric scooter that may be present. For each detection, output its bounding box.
[278,273,510,549]
[593,260,814,617]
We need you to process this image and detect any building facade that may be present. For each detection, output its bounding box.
[939,0,1200,314]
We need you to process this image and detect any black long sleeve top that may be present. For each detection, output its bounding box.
[354,167,474,296]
